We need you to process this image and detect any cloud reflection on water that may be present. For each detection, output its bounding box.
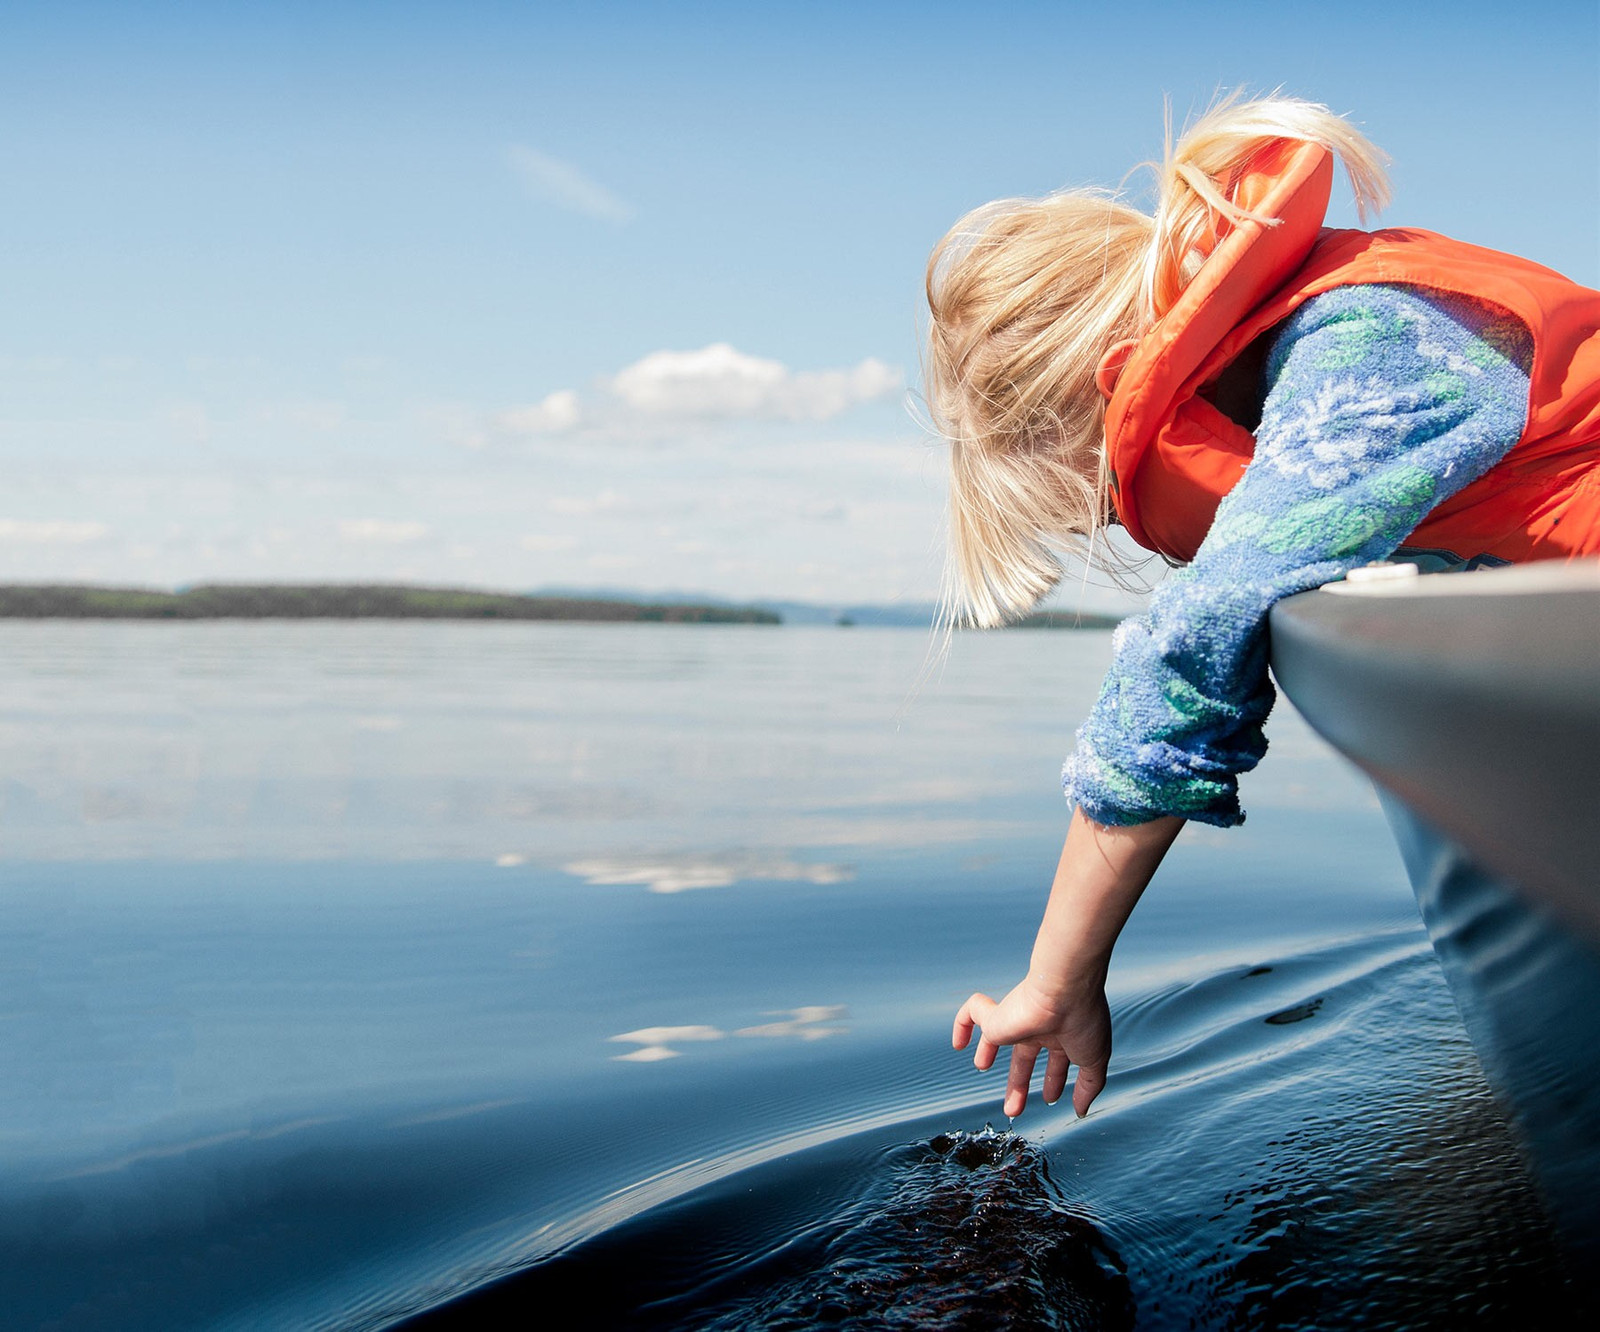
[564,854,853,895]
[735,1005,849,1040]
[611,1007,850,1061]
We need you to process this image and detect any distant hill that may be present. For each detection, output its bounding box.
[771,604,1123,629]
[754,600,938,627]
[0,585,780,624]
[1010,609,1124,630]
[531,584,934,627]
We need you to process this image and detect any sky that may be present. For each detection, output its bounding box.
[1,1,1596,609]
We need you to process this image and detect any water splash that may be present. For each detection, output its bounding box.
[678,1128,1131,1331]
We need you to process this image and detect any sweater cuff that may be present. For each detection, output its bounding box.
[1062,744,1246,829]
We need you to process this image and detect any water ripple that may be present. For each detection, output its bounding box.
[393,926,1578,1328]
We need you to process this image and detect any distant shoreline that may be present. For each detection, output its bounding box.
[0,584,1125,628]
[0,585,780,624]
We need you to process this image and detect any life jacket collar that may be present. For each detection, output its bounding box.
[1103,140,1336,549]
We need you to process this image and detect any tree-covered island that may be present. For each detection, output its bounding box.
[0,585,782,623]
[0,585,1128,627]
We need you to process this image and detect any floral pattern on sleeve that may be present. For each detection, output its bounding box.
[1063,284,1533,828]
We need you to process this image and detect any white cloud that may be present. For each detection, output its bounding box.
[494,389,581,436]
[486,348,902,447]
[547,488,623,517]
[611,344,787,417]
[338,519,430,544]
[519,533,577,552]
[0,520,110,544]
[508,145,634,224]
[607,344,900,421]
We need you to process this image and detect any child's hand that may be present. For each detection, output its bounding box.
[950,809,1183,1121]
[953,973,1111,1118]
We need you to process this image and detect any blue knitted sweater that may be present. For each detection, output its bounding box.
[1062,284,1534,827]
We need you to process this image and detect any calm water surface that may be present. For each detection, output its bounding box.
[0,623,1573,1328]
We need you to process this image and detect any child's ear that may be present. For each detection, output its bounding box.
[1095,339,1139,401]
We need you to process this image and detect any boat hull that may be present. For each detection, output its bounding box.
[1270,560,1600,1265]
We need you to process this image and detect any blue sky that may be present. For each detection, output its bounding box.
[1,1,1595,605]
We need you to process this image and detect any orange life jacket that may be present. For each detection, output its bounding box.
[1099,140,1600,565]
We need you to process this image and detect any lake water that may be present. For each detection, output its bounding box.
[0,623,1575,1328]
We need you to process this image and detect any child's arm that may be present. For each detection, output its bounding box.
[953,809,1182,1118]
[957,286,1533,1119]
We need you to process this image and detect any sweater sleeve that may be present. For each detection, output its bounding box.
[1062,284,1534,828]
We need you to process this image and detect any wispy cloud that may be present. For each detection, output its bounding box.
[0,520,110,544]
[508,145,634,224]
[494,345,902,439]
[338,519,430,544]
[0,450,963,609]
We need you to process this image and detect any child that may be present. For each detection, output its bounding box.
[926,94,1600,1120]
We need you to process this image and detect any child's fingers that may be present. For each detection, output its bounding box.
[1042,1049,1070,1105]
[1072,1059,1108,1118]
[953,991,997,1052]
[1005,1044,1039,1117]
[951,994,982,1050]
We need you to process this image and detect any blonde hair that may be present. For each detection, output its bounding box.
[925,93,1391,628]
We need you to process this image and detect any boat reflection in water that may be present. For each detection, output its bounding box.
[1382,799,1600,1254]
[1271,558,1600,1278]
